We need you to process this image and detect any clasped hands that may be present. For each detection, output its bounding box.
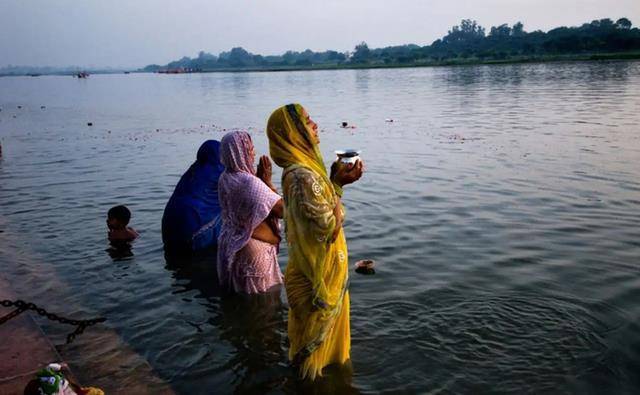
[256,155,277,192]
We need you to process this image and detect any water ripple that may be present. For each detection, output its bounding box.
[352,290,626,393]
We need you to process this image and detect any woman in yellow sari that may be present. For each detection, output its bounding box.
[266,104,364,380]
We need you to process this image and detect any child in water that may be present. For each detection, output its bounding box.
[23,362,104,395]
[106,205,139,243]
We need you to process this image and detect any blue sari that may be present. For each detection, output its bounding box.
[162,140,224,253]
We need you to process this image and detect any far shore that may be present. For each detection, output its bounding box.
[2,52,640,77]
[165,51,640,74]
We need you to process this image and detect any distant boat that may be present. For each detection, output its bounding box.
[124,71,131,74]
[158,68,185,74]
[157,67,200,74]
[28,74,41,77]
[76,72,89,78]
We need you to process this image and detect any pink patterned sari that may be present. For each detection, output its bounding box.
[217,131,283,293]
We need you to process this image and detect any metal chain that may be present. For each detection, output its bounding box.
[0,299,106,344]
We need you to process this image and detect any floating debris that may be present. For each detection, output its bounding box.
[355,259,376,275]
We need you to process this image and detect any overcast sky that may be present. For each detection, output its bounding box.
[1,0,639,68]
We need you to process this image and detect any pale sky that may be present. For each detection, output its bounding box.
[1,0,639,68]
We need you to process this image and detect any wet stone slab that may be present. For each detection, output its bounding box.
[0,276,66,395]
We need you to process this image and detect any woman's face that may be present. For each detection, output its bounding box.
[247,137,256,164]
[302,108,319,144]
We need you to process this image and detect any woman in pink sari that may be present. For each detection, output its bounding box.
[217,131,284,293]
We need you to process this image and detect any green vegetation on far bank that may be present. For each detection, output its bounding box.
[142,17,640,73]
[157,51,640,74]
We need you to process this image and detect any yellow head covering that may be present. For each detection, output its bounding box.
[266,104,331,187]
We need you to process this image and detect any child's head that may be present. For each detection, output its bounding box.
[107,205,131,230]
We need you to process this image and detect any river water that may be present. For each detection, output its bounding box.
[1,61,639,394]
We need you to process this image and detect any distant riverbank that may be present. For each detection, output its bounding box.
[144,52,640,74]
[2,52,639,77]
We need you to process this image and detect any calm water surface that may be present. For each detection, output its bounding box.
[1,62,640,394]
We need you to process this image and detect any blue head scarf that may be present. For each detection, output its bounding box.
[162,140,225,252]
[173,140,224,203]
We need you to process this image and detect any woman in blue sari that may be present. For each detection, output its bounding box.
[162,140,224,254]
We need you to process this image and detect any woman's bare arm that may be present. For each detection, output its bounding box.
[251,221,280,244]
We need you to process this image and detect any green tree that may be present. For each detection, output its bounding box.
[352,42,371,63]
[444,19,485,43]
[490,24,511,37]
[326,50,346,63]
[512,22,525,37]
[616,18,632,29]
[228,47,253,67]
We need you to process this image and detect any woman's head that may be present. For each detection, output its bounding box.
[196,140,222,166]
[266,104,324,175]
[220,131,255,174]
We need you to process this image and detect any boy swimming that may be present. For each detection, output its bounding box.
[106,205,139,242]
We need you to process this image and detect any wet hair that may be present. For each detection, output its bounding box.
[108,205,131,224]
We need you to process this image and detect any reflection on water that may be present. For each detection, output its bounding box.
[1,61,640,393]
[166,251,288,391]
[163,250,358,394]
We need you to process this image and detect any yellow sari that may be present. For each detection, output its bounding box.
[267,104,350,380]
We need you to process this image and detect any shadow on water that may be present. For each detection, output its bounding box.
[163,249,360,395]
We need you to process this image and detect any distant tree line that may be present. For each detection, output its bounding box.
[142,17,640,72]
[142,48,347,72]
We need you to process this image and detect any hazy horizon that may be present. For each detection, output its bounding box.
[1,0,639,69]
